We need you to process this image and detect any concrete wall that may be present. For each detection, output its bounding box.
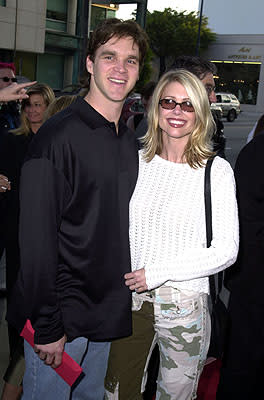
[0,0,46,54]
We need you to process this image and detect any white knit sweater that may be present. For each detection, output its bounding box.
[129,152,239,294]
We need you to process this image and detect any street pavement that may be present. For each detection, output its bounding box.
[224,110,260,168]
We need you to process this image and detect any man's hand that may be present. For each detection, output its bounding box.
[0,175,11,192]
[124,268,148,293]
[34,334,67,368]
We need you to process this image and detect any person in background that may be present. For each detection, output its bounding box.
[170,55,226,158]
[246,113,264,143]
[0,80,36,199]
[0,63,20,139]
[6,18,148,400]
[0,83,55,400]
[127,81,156,148]
[0,62,21,266]
[216,125,264,400]
[105,69,239,400]
[43,95,77,121]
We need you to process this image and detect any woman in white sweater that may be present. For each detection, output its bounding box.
[105,69,239,400]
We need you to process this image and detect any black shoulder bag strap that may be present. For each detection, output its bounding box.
[204,157,223,305]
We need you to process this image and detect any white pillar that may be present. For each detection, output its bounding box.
[67,0,78,36]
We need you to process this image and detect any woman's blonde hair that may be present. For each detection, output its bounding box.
[11,83,55,136]
[44,95,77,121]
[142,69,215,168]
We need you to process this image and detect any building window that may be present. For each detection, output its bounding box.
[90,4,118,32]
[0,0,6,6]
[46,0,68,32]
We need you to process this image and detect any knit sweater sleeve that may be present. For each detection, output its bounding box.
[144,159,239,290]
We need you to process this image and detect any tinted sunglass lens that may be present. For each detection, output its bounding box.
[1,77,17,82]
[160,99,175,109]
[0,76,17,82]
[181,102,194,112]
[160,99,194,112]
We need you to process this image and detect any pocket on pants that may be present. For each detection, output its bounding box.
[159,299,199,320]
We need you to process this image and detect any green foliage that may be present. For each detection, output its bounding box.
[135,47,154,92]
[146,8,216,75]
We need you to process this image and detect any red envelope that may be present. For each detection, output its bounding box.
[20,319,83,386]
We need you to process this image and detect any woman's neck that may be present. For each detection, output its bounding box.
[160,137,187,164]
[30,122,42,134]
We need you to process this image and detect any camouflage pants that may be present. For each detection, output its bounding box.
[105,286,210,400]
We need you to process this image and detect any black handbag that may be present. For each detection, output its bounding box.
[204,157,228,359]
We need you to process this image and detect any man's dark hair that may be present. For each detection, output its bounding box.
[169,55,217,80]
[81,18,149,90]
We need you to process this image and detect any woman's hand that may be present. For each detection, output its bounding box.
[124,268,148,293]
[0,175,11,192]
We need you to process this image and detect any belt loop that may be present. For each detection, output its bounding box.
[171,287,180,303]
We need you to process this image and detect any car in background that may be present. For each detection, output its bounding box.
[210,103,223,120]
[215,93,240,122]
[121,96,145,123]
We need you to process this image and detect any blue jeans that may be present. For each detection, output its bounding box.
[22,337,110,400]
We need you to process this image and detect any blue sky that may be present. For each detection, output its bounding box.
[116,0,200,19]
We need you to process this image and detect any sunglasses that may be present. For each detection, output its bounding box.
[205,85,216,96]
[0,77,17,83]
[159,98,195,112]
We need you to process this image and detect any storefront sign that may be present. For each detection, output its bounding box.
[228,47,262,61]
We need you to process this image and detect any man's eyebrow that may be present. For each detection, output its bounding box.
[100,50,116,56]
[99,51,139,61]
[127,55,139,61]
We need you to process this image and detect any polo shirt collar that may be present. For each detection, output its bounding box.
[71,96,128,136]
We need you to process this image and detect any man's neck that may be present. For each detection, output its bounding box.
[84,92,124,131]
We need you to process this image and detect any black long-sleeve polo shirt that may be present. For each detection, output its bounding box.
[7,96,138,344]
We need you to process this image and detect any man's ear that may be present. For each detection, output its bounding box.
[86,56,93,75]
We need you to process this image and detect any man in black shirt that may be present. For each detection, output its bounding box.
[7,19,148,400]
[216,132,264,399]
